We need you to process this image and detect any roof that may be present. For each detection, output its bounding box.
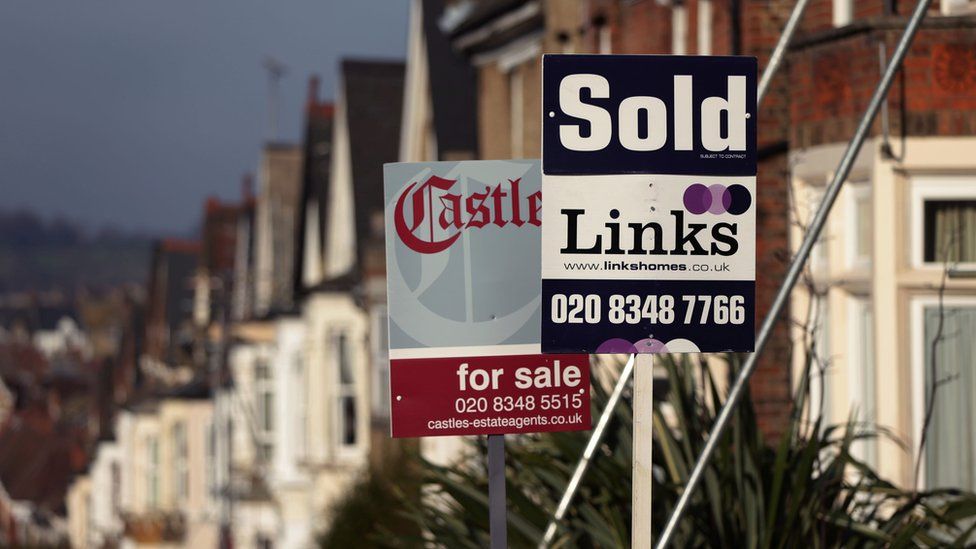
[341,59,405,274]
[160,245,197,335]
[145,239,197,364]
[201,198,241,274]
[0,409,87,514]
[157,378,211,400]
[293,76,335,298]
[159,238,200,255]
[444,0,544,57]
[441,0,531,37]
[423,0,478,157]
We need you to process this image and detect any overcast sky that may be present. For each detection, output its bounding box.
[0,0,409,234]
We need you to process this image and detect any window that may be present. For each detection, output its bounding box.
[917,303,976,491]
[911,176,976,268]
[832,0,853,26]
[255,356,274,462]
[846,184,872,268]
[371,307,390,418]
[334,331,357,449]
[848,297,876,466]
[173,422,188,501]
[147,436,159,509]
[810,295,832,423]
[111,461,121,513]
[923,200,976,264]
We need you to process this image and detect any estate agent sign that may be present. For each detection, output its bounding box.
[541,54,758,354]
[384,159,590,438]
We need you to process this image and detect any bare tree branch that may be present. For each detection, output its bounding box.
[912,225,960,495]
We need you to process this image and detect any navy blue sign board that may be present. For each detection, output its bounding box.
[541,54,757,354]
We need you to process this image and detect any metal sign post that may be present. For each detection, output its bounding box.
[655,0,933,546]
[488,434,507,549]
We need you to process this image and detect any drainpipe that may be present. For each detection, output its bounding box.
[731,0,742,55]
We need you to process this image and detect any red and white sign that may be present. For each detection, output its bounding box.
[390,355,591,437]
[384,160,591,438]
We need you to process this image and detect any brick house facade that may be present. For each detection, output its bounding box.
[444,0,976,444]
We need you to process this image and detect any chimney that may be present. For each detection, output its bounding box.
[241,173,254,202]
[307,75,321,110]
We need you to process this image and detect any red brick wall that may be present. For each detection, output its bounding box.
[742,0,795,441]
[790,24,976,149]
[576,0,976,442]
[583,0,797,440]
[708,0,730,55]
[600,0,673,54]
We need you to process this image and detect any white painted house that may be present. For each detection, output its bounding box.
[268,60,404,548]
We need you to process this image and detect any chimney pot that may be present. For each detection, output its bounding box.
[242,173,254,200]
[307,75,321,107]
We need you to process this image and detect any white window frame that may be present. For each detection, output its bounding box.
[509,65,524,158]
[697,0,712,55]
[370,306,390,419]
[598,24,612,54]
[832,0,853,26]
[844,182,872,270]
[846,295,876,466]
[910,175,976,270]
[942,0,976,15]
[808,293,832,423]
[909,294,976,489]
[805,185,830,278]
[671,4,688,55]
[332,328,360,459]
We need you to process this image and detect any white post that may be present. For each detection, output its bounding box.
[632,353,654,547]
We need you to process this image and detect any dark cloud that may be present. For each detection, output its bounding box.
[0,0,409,233]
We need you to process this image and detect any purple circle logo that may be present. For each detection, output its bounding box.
[683,183,751,215]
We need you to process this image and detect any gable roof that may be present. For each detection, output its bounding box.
[444,0,543,57]
[341,59,405,273]
[293,77,334,298]
[423,0,478,158]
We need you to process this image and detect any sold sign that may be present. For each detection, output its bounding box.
[541,54,758,355]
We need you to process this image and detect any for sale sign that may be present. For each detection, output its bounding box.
[384,160,590,438]
[541,55,757,354]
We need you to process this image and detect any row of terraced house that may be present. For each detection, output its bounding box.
[46,0,976,547]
